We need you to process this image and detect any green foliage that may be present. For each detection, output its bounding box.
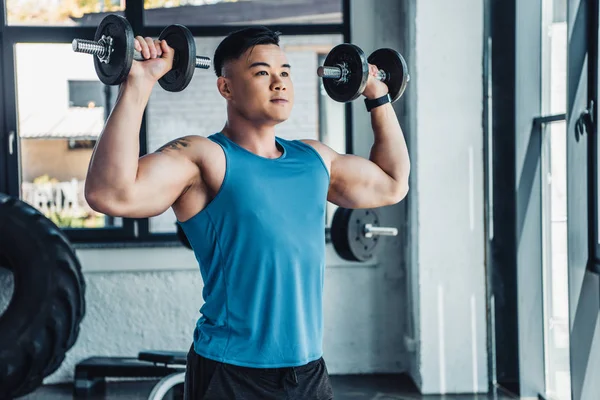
[6,0,238,23]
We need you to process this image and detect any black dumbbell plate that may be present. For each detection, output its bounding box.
[158,25,197,92]
[322,43,369,103]
[367,48,408,102]
[94,14,135,86]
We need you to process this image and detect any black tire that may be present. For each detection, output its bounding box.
[0,193,86,399]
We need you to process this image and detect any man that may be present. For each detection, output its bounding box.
[85,26,410,400]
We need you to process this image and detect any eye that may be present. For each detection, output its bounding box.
[256,71,268,76]
[281,71,290,77]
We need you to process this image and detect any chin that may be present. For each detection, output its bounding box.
[269,117,288,125]
[266,112,290,125]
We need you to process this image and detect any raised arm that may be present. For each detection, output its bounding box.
[304,65,410,209]
[304,135,409,209]
[84,37,202,218]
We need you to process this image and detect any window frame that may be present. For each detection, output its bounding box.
[590,0,600,274]
[0,0,351,245]
[486,0,600,396]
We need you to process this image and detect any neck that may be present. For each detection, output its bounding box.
[221,109,281,159]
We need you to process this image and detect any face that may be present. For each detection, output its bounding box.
[218,44,294,125]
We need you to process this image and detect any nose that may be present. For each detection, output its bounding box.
[271,76,286,91]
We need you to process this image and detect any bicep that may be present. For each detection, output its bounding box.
[328,154,400,209]
[300,139,401,209]
[122,151,199,218]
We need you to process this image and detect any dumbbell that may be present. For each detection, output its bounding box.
[317,43,409,103]
[72,14,211,92]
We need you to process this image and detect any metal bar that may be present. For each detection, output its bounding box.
[532,113,567,125]
[489,0,520,393]
[342,0,353,155]
[317,66,343,79]
[0,0,5,33]
[125,0,144,34]
[363,224,398,238]
[589,0,600,274]
[3,23,343,43]
[3,26,98,43]
[2,29,19,198]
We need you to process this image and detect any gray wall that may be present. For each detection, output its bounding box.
[410,0,488,394]
[515,0,546,397]
[350,0,488,394]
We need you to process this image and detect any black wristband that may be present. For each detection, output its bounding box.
[364,93,391,112]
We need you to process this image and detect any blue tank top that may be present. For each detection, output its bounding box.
[179,132,330,368]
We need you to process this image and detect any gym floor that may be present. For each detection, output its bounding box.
[21,375,518,400]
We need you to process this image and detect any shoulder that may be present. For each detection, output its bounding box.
[155,135,222,163]
[298,139,338,167]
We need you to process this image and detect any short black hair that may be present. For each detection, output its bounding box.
[213,26,281,77]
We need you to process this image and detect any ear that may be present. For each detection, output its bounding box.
[217,76,233,100]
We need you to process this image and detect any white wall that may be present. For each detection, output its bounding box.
[43,234,407,383]
[413,0,488,394]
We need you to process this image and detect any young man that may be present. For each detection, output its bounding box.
[85,26,410,400]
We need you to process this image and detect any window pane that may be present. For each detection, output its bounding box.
[5,0,125,26]
[540,0,570,398]
[143,0,342,26]
[15,43,122,229]
[146,34,344,233]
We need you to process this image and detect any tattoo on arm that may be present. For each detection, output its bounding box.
[155,138,190,153]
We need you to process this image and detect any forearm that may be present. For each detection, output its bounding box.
[85,80,153,202]
[368,103,411,187]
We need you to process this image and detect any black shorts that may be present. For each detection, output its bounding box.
[183,345,334,400]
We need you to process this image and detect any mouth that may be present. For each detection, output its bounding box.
[270,98,288,104]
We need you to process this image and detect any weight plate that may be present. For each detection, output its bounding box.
[322,44,369,103]
[331,207,380,262]
[367,48,409,103]
[331,207,354,261]
[158,25,196,92]
[94,14,135,86]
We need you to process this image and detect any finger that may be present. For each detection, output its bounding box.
[160,39,172,55]
[145,37,157,58]
[135,35,150,59]
[154,39,163,57]
[369,64,378,76]
[134,38,142,53]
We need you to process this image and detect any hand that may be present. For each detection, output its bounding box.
[362,64,389,100]
[128,36,175,84]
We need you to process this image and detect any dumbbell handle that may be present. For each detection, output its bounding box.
[72,38,211,69]
[317,65,387,82]
[363,223,397,238]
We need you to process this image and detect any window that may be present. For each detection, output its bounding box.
[540,0,570,399]
[143,0,343,26]
[68,80,105,108]
[15,43,121,231]
[5,0,125,26]
[0,0,350,244]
